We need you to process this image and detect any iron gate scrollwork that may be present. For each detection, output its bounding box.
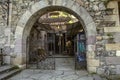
[28,48,55,70]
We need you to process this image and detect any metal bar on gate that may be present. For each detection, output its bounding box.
[0,49,3,65]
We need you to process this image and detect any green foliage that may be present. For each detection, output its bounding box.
[90,72,97,75]
[107,33,113,37]
[13,65,20,69]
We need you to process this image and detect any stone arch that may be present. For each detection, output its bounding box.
[14,0,96,72]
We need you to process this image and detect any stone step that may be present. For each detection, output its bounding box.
[0,65,16,74]
[93,75,102,80]
[0,69,22,80]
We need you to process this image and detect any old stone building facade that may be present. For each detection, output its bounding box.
[0,0,120,75]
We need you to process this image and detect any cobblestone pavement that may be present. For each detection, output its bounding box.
[9,57,104,80]
[10,69,95,80]
[27,57,75,70]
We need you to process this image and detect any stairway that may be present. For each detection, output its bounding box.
[0,65,22,80]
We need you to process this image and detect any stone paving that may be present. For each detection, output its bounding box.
[9,57,104,80]
[55,58,75,70]
[9,69,94,80]
[28,56,75,70]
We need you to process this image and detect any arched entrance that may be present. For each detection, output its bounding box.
[28,11,86,70]
[14,0,96,72]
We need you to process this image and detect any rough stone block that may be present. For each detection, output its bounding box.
[85,16,94,26]
[116,51,120,56]
[71,2,80,13]
[96,36,102,40]
[4,56,11,64]
[87,36,96,45]
[54,0,62,5]
[107,1,118,14]
[93,75,102,80]
[0,38,6,45]
[79,7,94,26]
[87,51,95,59]
[104,27,120,33]
[31,1,48,14]
[88,45,96,51]
[4,28,10,36]
[97,68,105,74]
[114,33,120,43]
[105,57,120,65]
[87,59,100,67]
[75,0,84,5]
[15,26,23,38]
[13,54,23,65]
[86,22,96,36]
[116,65,120,74]
[105,44,120,51]
[102,36,110,39]
[66,0,74,8]
[88,67,97,73]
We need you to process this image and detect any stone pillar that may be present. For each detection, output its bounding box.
[4,0,12,64]
[87,45,100,73]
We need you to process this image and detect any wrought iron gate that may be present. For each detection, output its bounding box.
[75,32,87,70]
[26,32,56,70]
[26,30,86,70]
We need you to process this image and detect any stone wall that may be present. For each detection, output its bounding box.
[0,1,9,49]
[95,1,120,75]
[0,0,120,75]
[0,0,12,64]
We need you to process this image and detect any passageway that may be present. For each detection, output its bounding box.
[26,11,86,70]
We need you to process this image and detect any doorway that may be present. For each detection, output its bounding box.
[26,11,86,70]
[14,0,96,72]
